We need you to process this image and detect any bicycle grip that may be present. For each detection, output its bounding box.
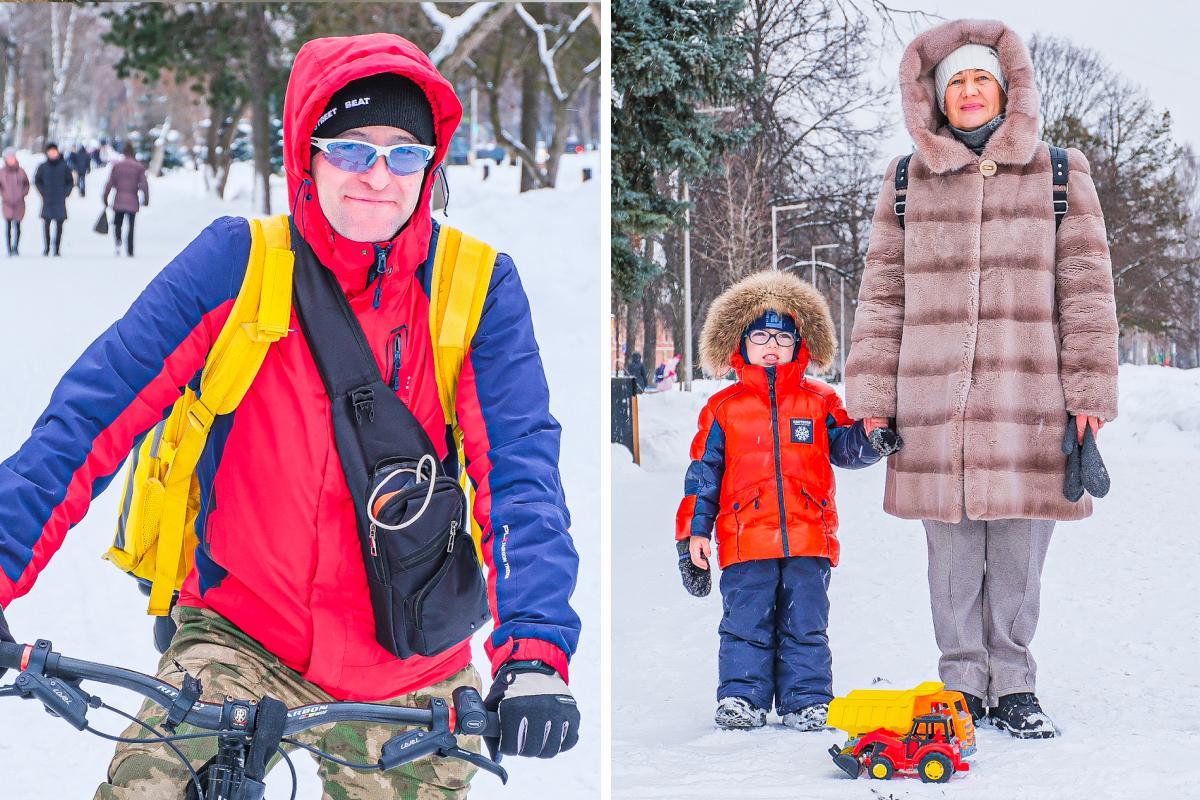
[0,640,24,671]
[452,686,499,738]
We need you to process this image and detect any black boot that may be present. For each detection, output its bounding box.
[989,693,1056,739]
[961,692,987,724]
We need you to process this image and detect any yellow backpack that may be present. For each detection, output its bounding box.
[106,215,497,616]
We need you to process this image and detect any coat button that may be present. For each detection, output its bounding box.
[979,159,997,177]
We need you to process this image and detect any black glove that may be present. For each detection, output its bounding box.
[676,539,711,597]
[0,605,14,681]
[484,660,579,758]
[1062,416,1110,501]
[867,426,904,457]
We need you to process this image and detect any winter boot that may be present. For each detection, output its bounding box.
[780,703,829,731]
[989,692,1057,739]
[714,697,766,730]
[962,692,987,724]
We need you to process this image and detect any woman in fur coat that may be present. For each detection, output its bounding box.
[845,19,1119,738]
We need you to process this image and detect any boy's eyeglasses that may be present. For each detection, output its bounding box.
[310,137,436,177]
[746,330,797,347]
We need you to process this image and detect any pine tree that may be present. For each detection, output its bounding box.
[611,0,755,298]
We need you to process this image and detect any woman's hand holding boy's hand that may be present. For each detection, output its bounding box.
[864,417,889,434]
[676,537,712,597]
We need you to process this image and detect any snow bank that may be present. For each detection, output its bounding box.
[615,366,1200,798]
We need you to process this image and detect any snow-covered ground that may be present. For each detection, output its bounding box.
[614,368,1200,799]
[0,152,600,798]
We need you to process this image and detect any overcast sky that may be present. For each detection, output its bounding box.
[871,0,1200,162]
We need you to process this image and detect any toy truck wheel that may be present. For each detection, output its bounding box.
[867,755,894,780]
[917,752,953,783]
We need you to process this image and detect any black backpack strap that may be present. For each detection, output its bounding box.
[1049,145,1069,230]
[893,153,912,229]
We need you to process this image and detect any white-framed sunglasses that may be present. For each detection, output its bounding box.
[310,137,436,176]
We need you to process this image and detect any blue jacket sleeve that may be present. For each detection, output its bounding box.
[826,391,881,470]
[0,217,248,607]
[454,252,580,676]
[677,403,725,540]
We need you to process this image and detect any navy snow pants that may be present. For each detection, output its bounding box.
[717,556,832,714]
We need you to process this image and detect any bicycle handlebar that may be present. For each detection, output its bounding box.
[0,639,506,789]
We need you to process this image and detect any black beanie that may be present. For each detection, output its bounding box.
[312,73,435,147]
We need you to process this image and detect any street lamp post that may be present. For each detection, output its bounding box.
[683,180,693,392]
[679,106,735,391]
[809,242,837,287]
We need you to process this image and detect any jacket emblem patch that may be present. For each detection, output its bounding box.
[790,418,813,444]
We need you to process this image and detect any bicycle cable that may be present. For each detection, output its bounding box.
[96,700,206,800]
[280,736,381,771]
[276,744,298,800]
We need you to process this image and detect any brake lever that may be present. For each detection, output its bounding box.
[439,743,508,784]
[12,671,96,730]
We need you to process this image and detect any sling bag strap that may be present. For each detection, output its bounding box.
[287,218,439,472]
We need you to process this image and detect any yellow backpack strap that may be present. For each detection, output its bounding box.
[143,215,293,615]
[429,226,497,424]
[429,226,497,559]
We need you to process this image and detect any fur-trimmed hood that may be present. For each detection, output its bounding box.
[700,271,836,377]
[900,19,1041,174]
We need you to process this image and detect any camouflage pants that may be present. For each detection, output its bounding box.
[94,607,480,800]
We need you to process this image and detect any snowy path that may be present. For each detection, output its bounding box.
[613,370,1200,799]
[0,155,600,798]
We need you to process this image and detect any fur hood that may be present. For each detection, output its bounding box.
[900,19,1041,174]
[700,271,836,377]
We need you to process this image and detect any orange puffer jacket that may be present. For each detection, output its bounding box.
[675,345,879,569]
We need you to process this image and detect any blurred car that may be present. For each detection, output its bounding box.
[447,134,470,166]
[475,143,506,164]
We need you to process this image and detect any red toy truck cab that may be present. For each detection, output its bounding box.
[830,714,970,783]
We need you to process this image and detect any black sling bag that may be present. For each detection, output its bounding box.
[289,219,489,659]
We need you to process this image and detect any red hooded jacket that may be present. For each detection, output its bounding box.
[0,35,579,701]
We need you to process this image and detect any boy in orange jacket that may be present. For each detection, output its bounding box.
[675,271,901,730]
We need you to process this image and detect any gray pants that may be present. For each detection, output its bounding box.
[921,513,1054,706]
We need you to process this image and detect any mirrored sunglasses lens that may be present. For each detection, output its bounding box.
[385,146,432,176]
[323,142,375,173]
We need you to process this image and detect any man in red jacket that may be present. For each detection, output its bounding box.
[0,34,580,798]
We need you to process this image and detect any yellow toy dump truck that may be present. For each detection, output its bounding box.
[827,682,977,782]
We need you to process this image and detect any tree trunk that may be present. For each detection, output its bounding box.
[518,53,541,193]
[246,4,273,215]
[641,275,658,369]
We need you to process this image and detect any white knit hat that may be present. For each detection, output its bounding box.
[934,44,1007,113]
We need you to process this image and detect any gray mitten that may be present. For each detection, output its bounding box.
[1062,418,1084,502]
[1080,423,1110,498]
[676,539,711,597]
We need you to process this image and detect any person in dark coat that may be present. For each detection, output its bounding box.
[33,142,73,256]
[102,142,149,257]
[625,351,650,392]
[0,147,30,256]
[68,144,91,197]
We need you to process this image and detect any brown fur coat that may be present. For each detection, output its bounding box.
[844,19,1119,523]
[700,270,836,377]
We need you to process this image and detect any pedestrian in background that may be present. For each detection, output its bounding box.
[0,148,30,256]
[102,142,149,257]
[33,142,73,257]
[69,143,92,198]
